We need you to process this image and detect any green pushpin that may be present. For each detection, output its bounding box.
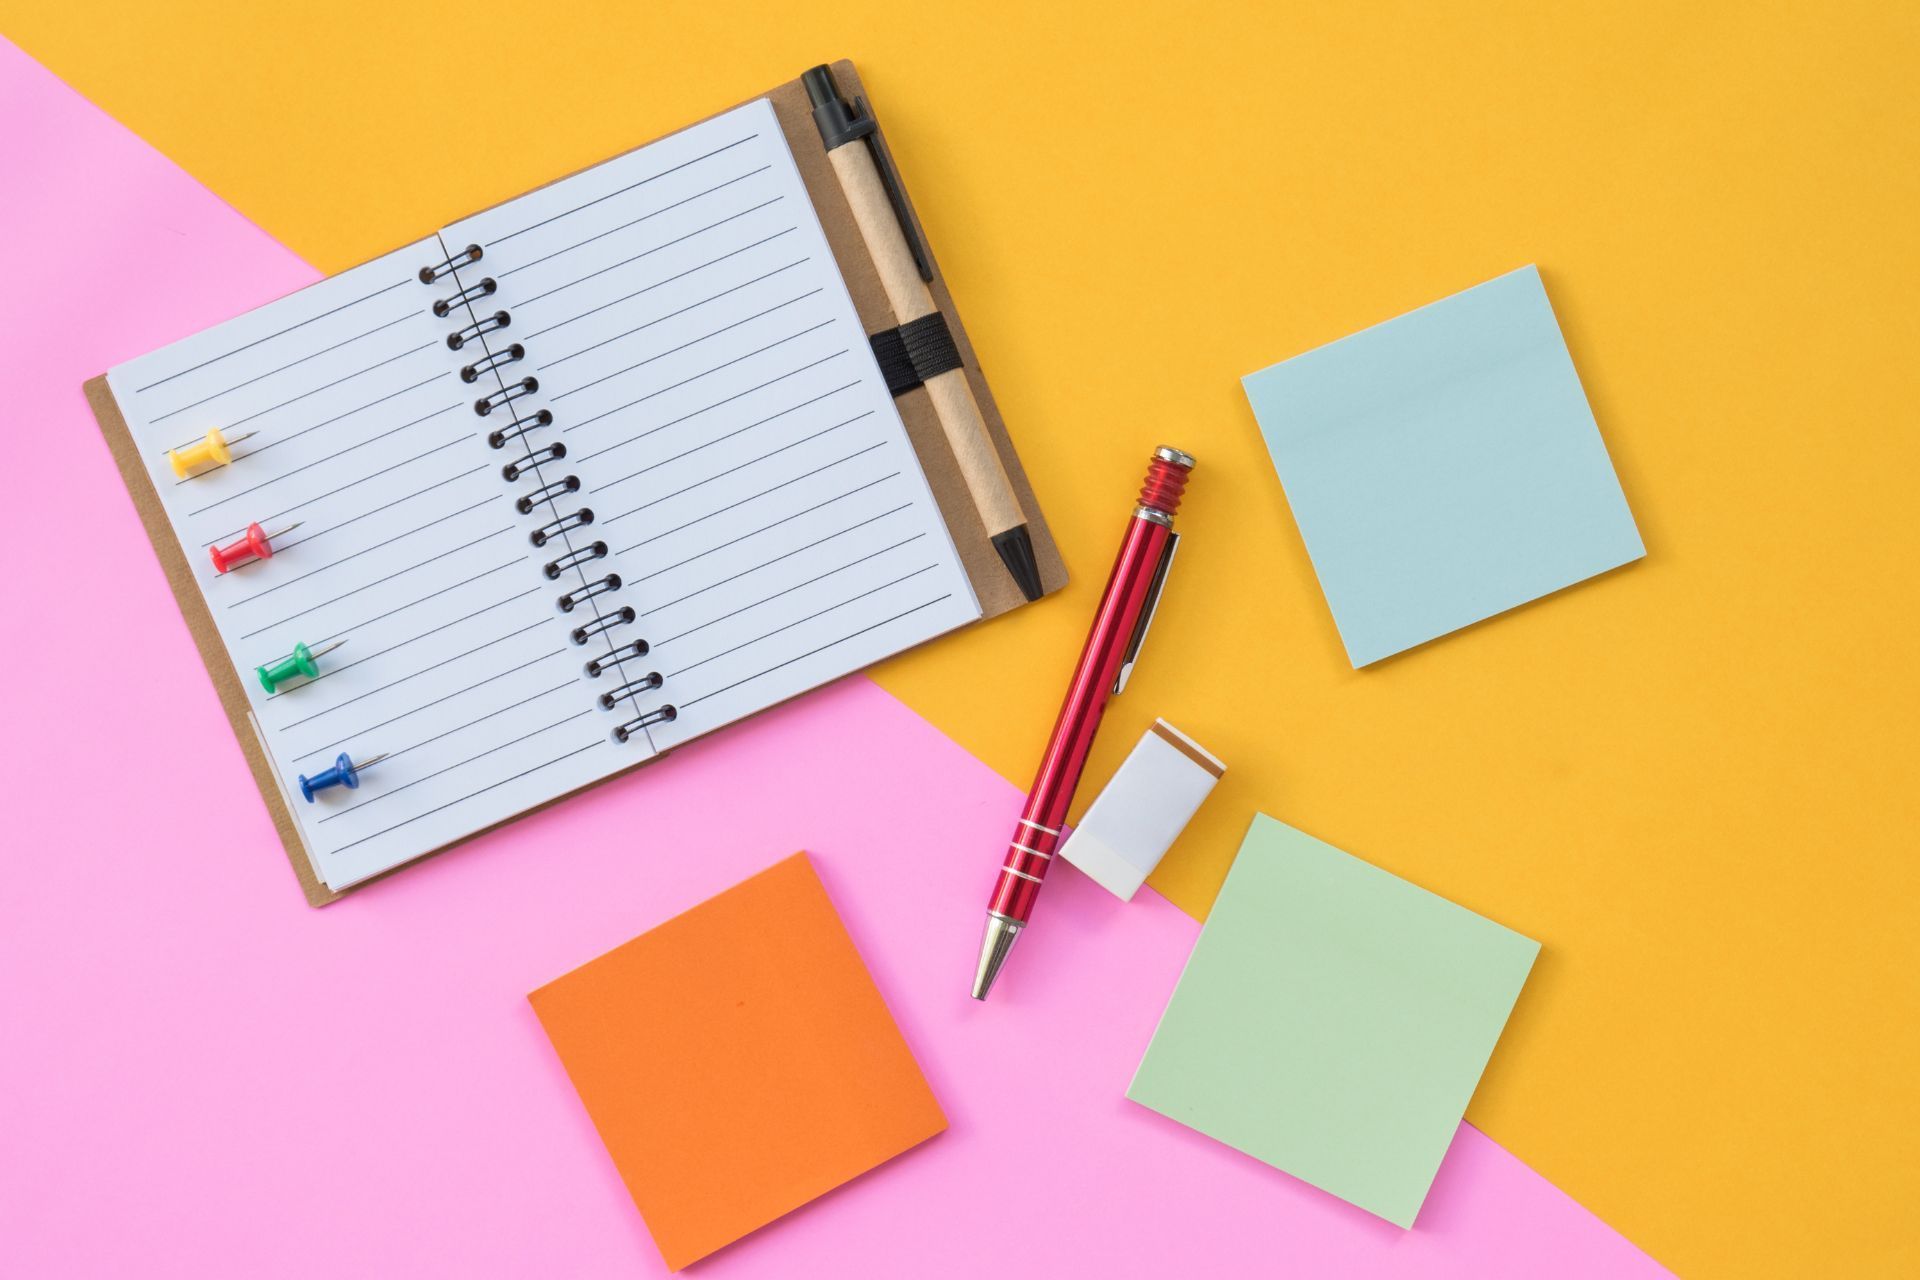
[257,638,346,694]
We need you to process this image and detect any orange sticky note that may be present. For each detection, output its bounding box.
[529,853,946,1270]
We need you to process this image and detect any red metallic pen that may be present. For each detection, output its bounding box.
[972,446,1195,999]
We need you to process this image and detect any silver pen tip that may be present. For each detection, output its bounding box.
[970,914,1023,1001]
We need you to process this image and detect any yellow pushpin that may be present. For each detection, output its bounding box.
[167,427,257,479]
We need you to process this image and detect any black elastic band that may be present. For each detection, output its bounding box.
[868,311,962,397]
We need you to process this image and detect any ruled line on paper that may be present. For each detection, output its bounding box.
[183,393,459,513]
[665,565,941,679]
[237,526,516,641]
[207,442,479,546]
[570,379,855,468]
[216,342,438,436]
[647,515,917,617]
[323,740,607,856]
[598,408,870,501]
[308,559,523,645]
[131,275,412,393]
[264,585,543,699]
[487,134,758,245]
[519,230,800,343]
[630,473,900,582]
[511,199,787,309]
[551,320,835,420]
[316,708,598,822]
[613,442,887,539]
[549,293,823,401]
[276,618,556,734]
[674,595,955,711]
[228,495,500,608]
[566,350,846,436]
[500,166,773,279]
[378,680,583,763]
[287,649,571,760]
[601,410,867,501]
[151,310,417,421]
[540,265,811,370]
[651,531,924,645]
[263,462,490,553]
[307,680,583,772]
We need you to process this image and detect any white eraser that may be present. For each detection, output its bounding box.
[1060,719,1224,900]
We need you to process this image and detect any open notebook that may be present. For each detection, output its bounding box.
[90,70,1062,901]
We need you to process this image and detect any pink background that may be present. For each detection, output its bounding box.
[0,37,1664,1277]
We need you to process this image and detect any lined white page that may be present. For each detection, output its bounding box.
[108,99,978,890]
[439,98,978,753]
[108,241,640,889]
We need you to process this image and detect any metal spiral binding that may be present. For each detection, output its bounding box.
[433,277,497,317]
[544,541,607,578]
[517,475,581,513]
[557,574,621,612]
[447,310,510,350]
[460,343,524,382]
[488,408,553,450]
[475,377,539,416]
[502,442,566,483]
[530,508,593,547]
[599,672,663,708]
[419,243,481,283]
[615,704,677,743]
[584,638,648,677]
[417,238,672,746]
[571,608,635,644]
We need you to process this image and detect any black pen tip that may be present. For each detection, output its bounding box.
[991,525,1045,602]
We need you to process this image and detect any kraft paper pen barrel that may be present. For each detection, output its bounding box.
[802,63,1044,603]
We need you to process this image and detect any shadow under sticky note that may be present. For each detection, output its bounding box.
[529,852,946,1271]
[1242,265,1645,667]
[1127,814,1539,1228]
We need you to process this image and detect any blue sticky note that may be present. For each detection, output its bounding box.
[1242,266,1644,667]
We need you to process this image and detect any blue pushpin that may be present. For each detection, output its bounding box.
[298,751,388,803]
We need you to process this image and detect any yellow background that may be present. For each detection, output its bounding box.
[7,2,1915,1273]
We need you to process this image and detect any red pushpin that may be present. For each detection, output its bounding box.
[209,521,303,574]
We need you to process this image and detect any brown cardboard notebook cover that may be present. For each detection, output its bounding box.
[86,61,1063,906]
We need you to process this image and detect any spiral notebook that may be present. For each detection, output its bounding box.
[87,65,1063,904]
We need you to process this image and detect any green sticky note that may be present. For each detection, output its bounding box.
[1127,814,1539,1228]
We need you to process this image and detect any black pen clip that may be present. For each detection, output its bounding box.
[803,64,935,283]
[853,97,935,283]
[1113,533,1180,695]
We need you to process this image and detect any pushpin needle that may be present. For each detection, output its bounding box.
[257,638,347,694]
[211,521,303,574]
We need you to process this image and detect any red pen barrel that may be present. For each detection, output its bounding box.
[988,452,1191,924]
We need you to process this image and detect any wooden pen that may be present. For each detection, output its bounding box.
[802,63,1044,602]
